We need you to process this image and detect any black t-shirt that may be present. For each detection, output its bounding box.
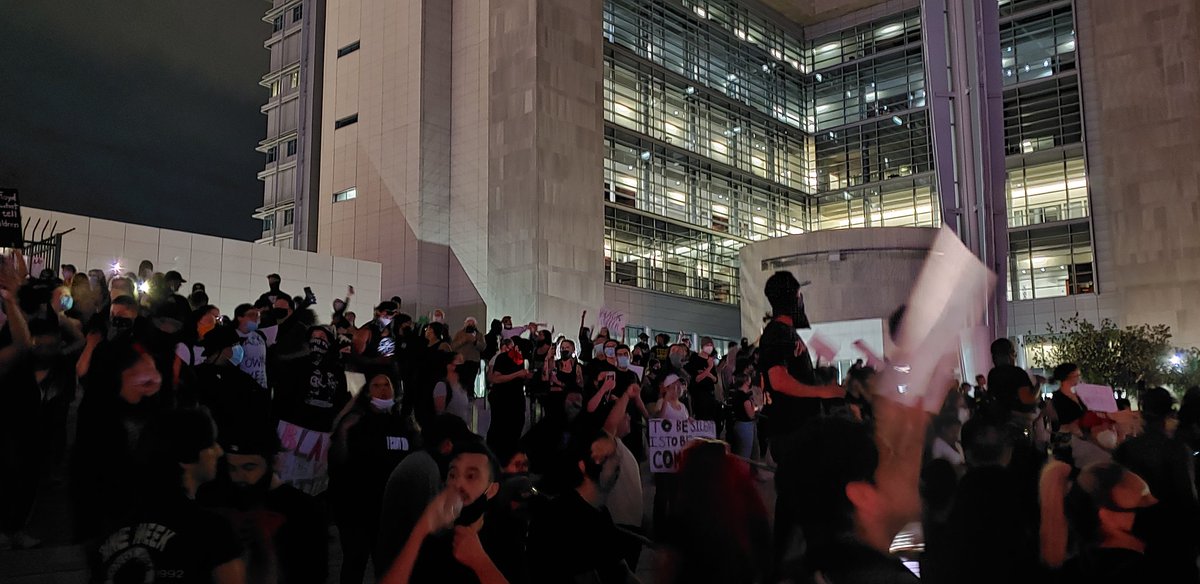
[490,352,525,399]
[410,520,508,584]
[1059,548,1148,584]
[94,496,242,584]
[801,540,920,584]
[987,365,1032,410]
[1051,390,1087,429]
[528,490,628,584]
[759,319,837,438]
[275,358,351,432]
[730,388,754,423]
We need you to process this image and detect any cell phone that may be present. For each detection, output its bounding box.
[304,286,316,303]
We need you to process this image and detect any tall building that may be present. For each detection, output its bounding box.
[301,0,1200,352]
[255,0,325,251]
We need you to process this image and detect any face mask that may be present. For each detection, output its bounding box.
[702,345,714,355]
[309,338,330,358]
[503,322,512,330]
[371,397,394,411]
[229,344,246,367]
[271,307,289,321]
[617,355,630,369]
[604,347,616,359]
[60,295,74,311]
[378,316,393,327]
[465,326,477,334]
[1096,429,1119,450]
[456,491,492,526]
[333,300,346,312]
[670,354,685,369]
[1130,505,1157,542]
[244,321,259,333]
[561,350,573,360]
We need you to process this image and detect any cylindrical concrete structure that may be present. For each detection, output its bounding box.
[739,227,940,339]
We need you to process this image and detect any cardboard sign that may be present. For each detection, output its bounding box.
[0,188,21,248]
[597,306,627,337]
[648,418,716,473]
[1075,384,1118,413]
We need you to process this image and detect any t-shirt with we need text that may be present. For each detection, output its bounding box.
[94,497,241,584]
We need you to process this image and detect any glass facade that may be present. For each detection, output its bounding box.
[601,0,937,305]
[1000,0,1094,301]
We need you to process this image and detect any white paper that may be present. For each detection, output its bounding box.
[807,332,839,364]
[627,364,644,380]
[597,306,627,336]
[876,227,997,412]
[1075,384,1118,413]
[501,327,526,340]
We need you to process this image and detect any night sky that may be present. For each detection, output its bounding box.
[0,2,269,241]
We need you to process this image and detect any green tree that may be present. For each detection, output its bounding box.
[1163,346,1200,393]
[1030,316,1173,391]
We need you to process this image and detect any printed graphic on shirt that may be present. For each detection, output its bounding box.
[97,523,180,582]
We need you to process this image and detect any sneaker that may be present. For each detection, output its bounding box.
[10,532,42,550]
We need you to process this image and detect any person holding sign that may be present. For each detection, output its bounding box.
[1049,363,1087,432]
[758,271,844,461]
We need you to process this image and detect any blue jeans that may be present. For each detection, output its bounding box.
[730,420,756,460]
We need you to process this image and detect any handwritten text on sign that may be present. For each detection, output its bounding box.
[0,188,21,249]
[648,418,717,473]
[597,306,627,336]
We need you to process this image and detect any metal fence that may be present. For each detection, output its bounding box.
[21,217,72,276]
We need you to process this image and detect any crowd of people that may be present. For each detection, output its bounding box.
[1,251,1198,584]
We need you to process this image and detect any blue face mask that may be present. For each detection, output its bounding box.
[245,321,258,333]
[617,355,630,369]
[60,295,74,311]
[229,344,246,367]
[604,347,616,358]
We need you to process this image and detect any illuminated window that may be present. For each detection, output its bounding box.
[334,187,357,202]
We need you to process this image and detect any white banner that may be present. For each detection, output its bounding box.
[648,418,717,473]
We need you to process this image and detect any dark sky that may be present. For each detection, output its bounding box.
[0,1,269,241]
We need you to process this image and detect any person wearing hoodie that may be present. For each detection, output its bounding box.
[273,325,352,494]
[330,374,422,584]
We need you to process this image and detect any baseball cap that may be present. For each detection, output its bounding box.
[221,424,282,457]
[165,270,186,283]
[375,300,399,313]
[660,373,682,388]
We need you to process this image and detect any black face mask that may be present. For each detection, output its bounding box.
[560,350,573,360]
[309,338,330,360]
[455,491,493,526]
[465,326,477,334]
[1131,504,1159,542]
[271,307,290,321]
[109,317,134,340]
[228,471,272,511]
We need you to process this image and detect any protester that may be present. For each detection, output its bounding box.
[352,300,401,381]
[92,408,245,583]
[330,374,422,584]
[658,440,771,584]
[191,326,270,437]
[434,351,472,423]
[71,338,166,541]
[452,317,488,396]
[0,253,40,549]
[528,427,631,584]
[487,337,531,458]
[1050,362,1088,432]
[380,441,510,584]
[930,415,965,467]
[726,368,759,460]
[273,325,351,494]
[256,273,290,307]
[199,423,328,583]
[377,414,476,578]
[1112,387,1200,581]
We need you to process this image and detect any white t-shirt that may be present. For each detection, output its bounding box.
[433,381,471,422]
[659,400,689,422]
[606,438,643,527]
[931,437,965,466]
[174,343,206,367]
[237,325,278,389]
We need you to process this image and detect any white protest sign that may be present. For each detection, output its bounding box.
[648,418,716,473]
[627,364,644,381]
[501,327,526,340]
[597,306,627,337]
[807,332,839,364]
[1075,384,1118,413]
[877,227,997,412]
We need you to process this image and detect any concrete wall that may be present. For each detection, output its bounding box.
[604,284,741,342]
[739,227,939,339]
[1074,0,1200,350]
[22,207,383,318]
